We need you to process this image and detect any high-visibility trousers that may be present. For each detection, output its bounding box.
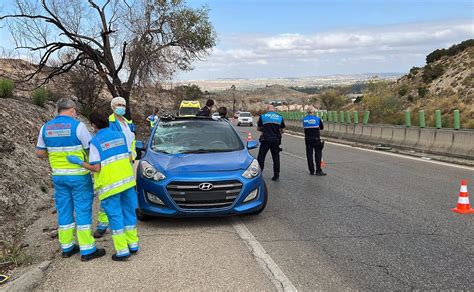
[52,175,96,255]
[101,187,139,257]
[96,205,109,231]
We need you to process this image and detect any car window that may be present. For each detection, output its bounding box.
[152,120,244,154]
[179,107,199,116]
[240,113,251,117]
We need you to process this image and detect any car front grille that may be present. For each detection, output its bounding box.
[166,180,243,209]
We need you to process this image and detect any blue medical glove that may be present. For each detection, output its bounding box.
[67,155,84,166]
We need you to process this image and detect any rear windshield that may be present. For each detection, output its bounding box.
[179,107,200,116]
[240,112,251,117]
[152,120,244,154]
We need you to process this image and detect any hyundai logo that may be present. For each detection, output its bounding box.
[198,183,214,191]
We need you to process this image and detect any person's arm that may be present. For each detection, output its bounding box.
[320,119,324,130]
[36,126,48,158]
[77,122,92,150]
[257,116,263,132]
[280,119,286,134]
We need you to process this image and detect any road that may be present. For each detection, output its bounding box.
[40,122,473,291]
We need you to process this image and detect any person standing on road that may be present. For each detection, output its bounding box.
[67,111,139,261]
[94,96,137,238]
[257,105,285,181]
[303,106,326,176]
[35,98,106,261]
[146,108,159,129]
[196,99,214,117]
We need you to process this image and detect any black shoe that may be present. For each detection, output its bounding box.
[93,229,107,238]
[310,172,315,175]
[112,254,130,261]
[130,249,139,255]
[315,171,327,176]
[61,245,80,258]
[271,175,279,181]
[81,248,106,262]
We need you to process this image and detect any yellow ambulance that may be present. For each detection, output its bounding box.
[178,100,201,117]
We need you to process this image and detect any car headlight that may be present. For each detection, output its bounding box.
[141,161,166,181]
[243,188,258,203]
[242,159,260,179]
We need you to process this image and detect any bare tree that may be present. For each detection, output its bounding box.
[1,0,216,117]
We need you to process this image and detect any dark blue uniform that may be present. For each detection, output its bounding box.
[257,112,285,179]
[303,115,324,174]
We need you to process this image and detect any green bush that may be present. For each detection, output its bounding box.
[422,64,445,82]
[0,79,14,98]
[398,84,409,96]
[417,86,428,98]
[32,88,49,107]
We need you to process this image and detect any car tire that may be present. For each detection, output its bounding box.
[246,182,268,215]
[250,123,253,127]
[237,122,241,126]
[136,208,153,221]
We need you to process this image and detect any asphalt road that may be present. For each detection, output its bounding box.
[236,123,474,290]
[39,121,473,291]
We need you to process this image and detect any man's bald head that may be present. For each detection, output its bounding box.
[266,105,275,112]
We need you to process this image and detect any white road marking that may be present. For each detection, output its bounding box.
[284,133,474,171]
[232,218,297,292]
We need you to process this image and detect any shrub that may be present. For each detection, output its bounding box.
[32,88,49,107]
[0,79,14,98]
[422,64,445,82]
[417,86,428,98]
[398,84,409,96]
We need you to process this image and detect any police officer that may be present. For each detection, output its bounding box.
[35,98,106,261]
[257,105,285,181]
[94,96,137,238]
[303,106,326,176]
[67,111,139,261]
[196,99,214,117]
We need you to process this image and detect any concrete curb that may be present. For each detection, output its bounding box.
[2,261,51,291]
[284,129,474,167]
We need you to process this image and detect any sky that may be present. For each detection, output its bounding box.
[0,0,473,80]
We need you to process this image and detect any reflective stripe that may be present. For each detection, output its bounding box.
[61,241,76,249]
[59,223,76,230]
[77,224,91,231]
[80,244,96,251]
[52,168,88,175]
[97,222,108,227]
[458,197,470,204]
[116,248,130,256]
[111,229,124,235]
[460,186,468,192]
[101,153,130,167]
[304,126,320,128]
[124,225,136,231]
[128,242,139,249]
[96,176,135,196]
[47,145,83,152]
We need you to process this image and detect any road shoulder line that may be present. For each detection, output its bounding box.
[231,218,297,292]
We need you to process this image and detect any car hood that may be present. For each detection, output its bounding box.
[145,149,254,173]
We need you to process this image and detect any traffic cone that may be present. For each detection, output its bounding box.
[247,132,253,141]
[452,180,474,214]
[321,159,326,168]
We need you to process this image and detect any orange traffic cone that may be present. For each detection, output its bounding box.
[247,132,253,141]
[452,180,474,214]
[321,159,326,168]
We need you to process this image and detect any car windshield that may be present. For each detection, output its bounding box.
[179,107,199,116]
[152,119,244,154]
[240,112,251,117]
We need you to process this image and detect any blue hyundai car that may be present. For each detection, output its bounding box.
[135,116,267,220]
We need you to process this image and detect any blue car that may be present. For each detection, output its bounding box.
[135,116,267,220]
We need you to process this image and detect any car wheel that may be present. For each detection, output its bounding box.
[136,208,153,221]
[246,182,268,215]
[250,123,253,127]
[237,122,241,126]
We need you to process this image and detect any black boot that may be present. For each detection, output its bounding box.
[61,245,80,258]
[93,229,107,238]
[271,175,279,181]
[112,254,130,261]
[315,170,327,176]
[81,248,106,262]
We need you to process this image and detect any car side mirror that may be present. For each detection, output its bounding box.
[135,140,146,160]
[247,140,259,150]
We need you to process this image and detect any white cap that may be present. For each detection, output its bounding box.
[111,96,126,108]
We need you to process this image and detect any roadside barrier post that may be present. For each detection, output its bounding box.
[328,111,332,122]
[334,111,338,123]
[363,111,370,125]
[354,111,359,124]
[340,111,345,124]
[405,111,411,127]
[346,111,351,124]
[454,110,460,130]
[419,110,425,128]
[435,110,442,129]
